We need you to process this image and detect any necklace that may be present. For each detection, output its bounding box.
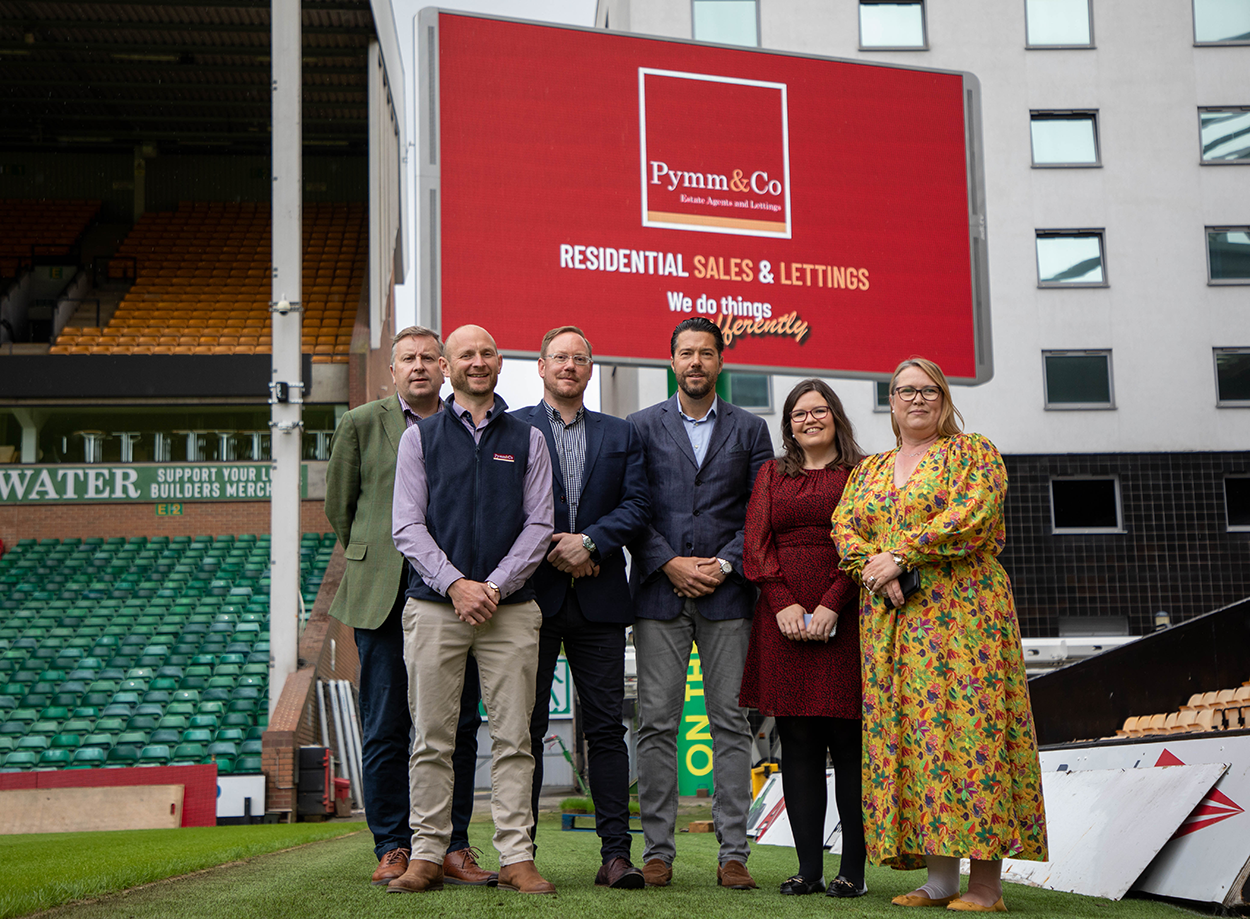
[899,442,935,457]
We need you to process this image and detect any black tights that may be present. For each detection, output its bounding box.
[775,715,866,885]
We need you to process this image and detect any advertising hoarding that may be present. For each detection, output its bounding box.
[420,11,990,382]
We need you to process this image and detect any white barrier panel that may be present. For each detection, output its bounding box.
[1002,764,1225,899]
[1038,734,1250,907]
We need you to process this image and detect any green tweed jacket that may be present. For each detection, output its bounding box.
[325,393,409,629]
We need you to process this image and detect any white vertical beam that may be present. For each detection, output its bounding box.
[269,0,302,718]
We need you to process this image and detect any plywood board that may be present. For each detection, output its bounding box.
[0,785,184,834]
[1003,764,1226,900]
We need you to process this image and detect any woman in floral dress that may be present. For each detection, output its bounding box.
[832,358,1047,912]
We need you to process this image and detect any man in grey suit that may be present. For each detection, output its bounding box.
[626,317,773,890]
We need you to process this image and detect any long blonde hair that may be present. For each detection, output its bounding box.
[888,357,965,445]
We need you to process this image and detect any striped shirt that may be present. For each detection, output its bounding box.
[544,401,587,532]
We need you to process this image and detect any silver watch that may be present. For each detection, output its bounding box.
[717,557,733,576]
[582,534,597,556]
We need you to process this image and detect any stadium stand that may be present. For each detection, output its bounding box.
[48,201,361,363]
[0,532,336,773]
[0,199,101,278]
[1107,681,1250,740]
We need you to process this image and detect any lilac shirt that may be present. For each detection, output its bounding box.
[392,396,553,599]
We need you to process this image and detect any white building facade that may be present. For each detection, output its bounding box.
[596,0,1250,636]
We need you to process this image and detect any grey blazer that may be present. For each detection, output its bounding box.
[627,394,773,621]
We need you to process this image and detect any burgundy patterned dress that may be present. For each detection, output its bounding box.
[739,460,861,719]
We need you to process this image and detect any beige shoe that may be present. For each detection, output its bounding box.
[947,896,1007,912]
[386,858,444,893]
[892,892,959,907]
[496,860,556,895]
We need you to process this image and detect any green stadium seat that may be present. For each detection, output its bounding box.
[40,706,70,721]
[9,708,38,723]
[188,715,219,730]
[94,716,127,734]
[246,726,264,741]
[234,755,263,773]
[138,744,171,766]
[17,735,50,752]
[111,691,141,706]
[172,742,205,762]
[172,690,200,703]
[134,703,164,717]
[0,721,25,736]
[100,705,132,718]
[4,750,38,769]
[62,719,93,734]
[105,745,140,766]
[38,748,73,767]
[50,733,80,749]
[29,720,59,735]
[142,691,171,704]
[166,702,195,717]
[211,756,235,775]
[81,733,115,749]
[214,729,245,744]
[150,728,182,745]
[239,739,263,755]
[181,729,213,745]
[158,715,188,731]
[69,746,108,768]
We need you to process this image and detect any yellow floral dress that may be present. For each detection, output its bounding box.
[831,433,1048,869]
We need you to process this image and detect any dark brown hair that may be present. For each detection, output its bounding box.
[776,379,864,477]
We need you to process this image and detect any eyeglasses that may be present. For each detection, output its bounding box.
[892,386,941,402]
[545,353,592,367]
[789,406,831,423]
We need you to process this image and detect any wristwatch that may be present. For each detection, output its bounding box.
[716,557,733,576]
[891,551,905,568]
[581,534,599,559]
[485,580,501,599]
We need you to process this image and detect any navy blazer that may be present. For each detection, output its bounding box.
[627,394,773,622]
[513,403,652,624]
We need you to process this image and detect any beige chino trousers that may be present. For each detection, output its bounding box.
[401,596,542,866]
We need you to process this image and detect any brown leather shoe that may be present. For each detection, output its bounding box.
[642,859,672,887]
[443,847,499,886]
[595,856,645,889]
[496,859,556,894]
[371,847,410,886]
[717,860,757,890]
[386,858,444,893]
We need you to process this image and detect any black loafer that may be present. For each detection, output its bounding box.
[826,875,868,898]
[779,875,826,895]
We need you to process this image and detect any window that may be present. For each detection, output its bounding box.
[1214,348,1250,404]
[1207,227,1250,282]
[874,380,891,412]
[723,371,771,410]
[1043,350,1114,408]
[692,0,759,46]
[1193,0,1250,43]
[1200,108,1250,163]
[1025,0,1093,47]
[1031,112,1100,166]
[859,1,927,50]
[1050,477,1123,533]
[1226,476,1250,530]
[1036,231,1106,286]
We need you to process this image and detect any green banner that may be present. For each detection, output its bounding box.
[678,646,714,795]
[0,463,309,504]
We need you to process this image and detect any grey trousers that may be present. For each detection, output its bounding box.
[634,601,753,866]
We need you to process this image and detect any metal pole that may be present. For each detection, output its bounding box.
[268,0,303,719]
[336,680,364,809]
[315,679,330,749]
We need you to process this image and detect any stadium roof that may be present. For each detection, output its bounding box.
[0,0,374,155]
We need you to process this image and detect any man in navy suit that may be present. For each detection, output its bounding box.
[627,317,773,890]
[516,326,652,890]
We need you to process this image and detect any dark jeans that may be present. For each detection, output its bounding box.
[355,583,482,857]
[528,590,631,863]
[775,715,866,885]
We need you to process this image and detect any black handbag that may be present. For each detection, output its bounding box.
[890,569,921,609]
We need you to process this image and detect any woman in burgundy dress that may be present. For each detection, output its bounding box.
[740,379,866,898]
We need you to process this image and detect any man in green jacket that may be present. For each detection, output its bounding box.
[326,325,495,887]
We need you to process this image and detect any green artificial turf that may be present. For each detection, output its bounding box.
[0,822,358,919]
[0,812,1208,919]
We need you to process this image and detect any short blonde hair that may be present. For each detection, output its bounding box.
[540,325,592,359]
[888,357,965,445]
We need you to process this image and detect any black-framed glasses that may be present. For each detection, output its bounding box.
[892,386,941,402]
[789,406,831,423]
[546,353,592,366]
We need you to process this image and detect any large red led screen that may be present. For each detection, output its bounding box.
[424,11,989,381]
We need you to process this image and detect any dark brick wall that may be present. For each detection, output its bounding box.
[1000,452,1250,637]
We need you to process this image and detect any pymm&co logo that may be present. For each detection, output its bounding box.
[639,68,791,238]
